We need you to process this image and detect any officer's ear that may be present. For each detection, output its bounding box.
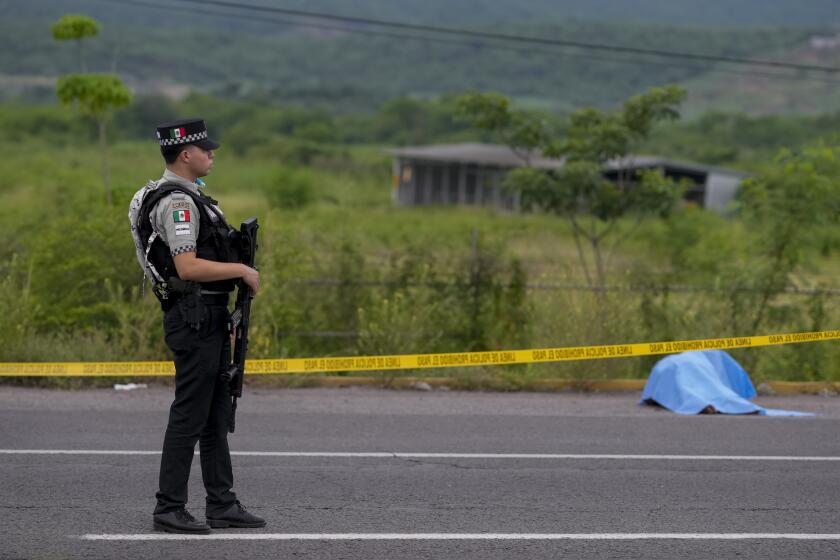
[180,145,201,163]
[162,146,187,165]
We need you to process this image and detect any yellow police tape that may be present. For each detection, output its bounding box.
[0,329,837,377]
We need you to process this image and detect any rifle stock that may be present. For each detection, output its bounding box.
[223,217,258,433]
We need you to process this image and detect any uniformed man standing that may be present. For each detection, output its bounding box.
[144,119,264,534]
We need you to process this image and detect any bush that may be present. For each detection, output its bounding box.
[262,166,315,209]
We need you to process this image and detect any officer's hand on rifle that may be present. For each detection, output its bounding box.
[240,265,259,296]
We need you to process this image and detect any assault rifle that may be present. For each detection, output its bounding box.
[222,217,259,434]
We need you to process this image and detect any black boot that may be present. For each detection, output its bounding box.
[206,501,266,528]
[153,508,211,534]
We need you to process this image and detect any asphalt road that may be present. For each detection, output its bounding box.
[1,385,839,559]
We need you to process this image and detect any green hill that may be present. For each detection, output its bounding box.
[6,0,840,28]
[684,40,840,115]
[0,13,821,113]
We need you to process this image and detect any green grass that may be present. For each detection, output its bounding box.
[0,133,837,385]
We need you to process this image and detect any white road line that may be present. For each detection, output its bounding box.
[0,450,160,455]
[2,450,840,461]
[78,533,840,541]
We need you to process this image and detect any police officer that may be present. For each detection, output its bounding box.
[147,119,264,534]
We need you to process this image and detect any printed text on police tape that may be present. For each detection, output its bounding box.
[0,330,836,377]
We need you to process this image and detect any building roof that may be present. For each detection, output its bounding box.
[386,143,747,178]
[385,143,563,169]
[604,156,748,178]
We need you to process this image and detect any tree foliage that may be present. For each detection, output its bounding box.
[455,92,548,156]
[458,86,687,294]
[50,14,100,41]
[55,74,132,205]
[51,13,130,206]
[734,144,840,336]
[55,74,132,116]
[50,14,100,72]
[636,142,840,375]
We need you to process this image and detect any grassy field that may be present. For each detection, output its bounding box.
[0,125,837,385]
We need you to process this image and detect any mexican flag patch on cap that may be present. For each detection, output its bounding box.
[173,210,191,223]
[169,127,186,139]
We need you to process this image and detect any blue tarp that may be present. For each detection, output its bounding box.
[640,350,813,416]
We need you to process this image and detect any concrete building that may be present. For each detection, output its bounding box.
[387,143,747,212]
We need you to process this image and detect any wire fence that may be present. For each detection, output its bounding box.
[273,276,839,340]
[289,277,840,297]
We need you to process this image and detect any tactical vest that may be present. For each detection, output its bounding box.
[138,181,239,296]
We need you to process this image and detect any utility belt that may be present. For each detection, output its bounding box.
[160,277,230,328]
[199,293,231,306]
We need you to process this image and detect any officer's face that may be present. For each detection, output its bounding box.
[183,145,215,177]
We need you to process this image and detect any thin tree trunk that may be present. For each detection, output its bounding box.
[591,236,607,294]
[469,228,481,350]
[110,42,120,73]
[577,227,608,339]
[568,216,593,288]
[748,226,794,335]
[98,118,112,206]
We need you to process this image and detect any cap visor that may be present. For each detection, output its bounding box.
[193,137,220,150]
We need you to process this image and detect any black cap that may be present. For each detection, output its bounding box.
[155,118,220,150]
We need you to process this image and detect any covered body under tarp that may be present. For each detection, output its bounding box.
[640,350,812,416]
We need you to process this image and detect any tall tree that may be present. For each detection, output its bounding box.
[52,14,131,206]
[50,14,100,73]
[56,74,132,205]
[458,86,686,295]
[734,144,840,336]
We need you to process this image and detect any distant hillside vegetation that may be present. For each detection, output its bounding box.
[684,39,840,115]
[6,0,840,27]
[0,13,822,114]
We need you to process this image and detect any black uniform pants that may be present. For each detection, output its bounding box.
[155,297,237,516]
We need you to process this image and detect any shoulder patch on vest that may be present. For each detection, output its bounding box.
[171,200,191,210]
[173,209,191,223]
